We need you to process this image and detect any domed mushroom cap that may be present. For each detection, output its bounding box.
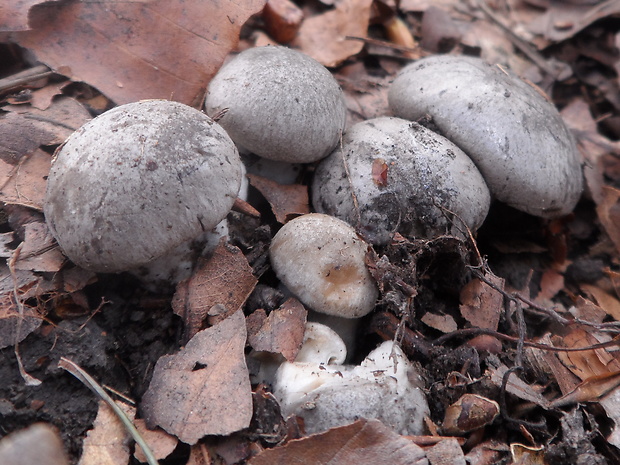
[269,213,378,318]
[205,46,347,163]
[44,100,242,273]
[312,117,491,244]
[388,55,583,218]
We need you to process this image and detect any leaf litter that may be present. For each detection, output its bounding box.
[0,0,620,464]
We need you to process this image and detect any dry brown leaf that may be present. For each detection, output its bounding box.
[0,149,50,210]
[172,241,257,342]
[459,275,504,331]
[596,185,620,255]
[549,371,620,408]
[0,292,43,350]
[0,0,59,32]
[562,99,620,205]
[0,423,69,465]
[247,174,309,224]
[425,438,466,465]
[246,297,307,361]
[601,387,620,449]
[555,328,620,380]
[337,64,391,126]
[486,363,550,408]
[133,419,178,463]
[526,0,620,43]
[262,0,304,44]
[141,310,253,445]
[536,268,565,302]
[248,418,427,465]
[13,221,64,272]
[78,400,136,465]
[581,284,620,322]
[293,0,373,67]
[421,311,458,333]
[526,334,581,396]
[11,0,266,105]
[1,97,92,163]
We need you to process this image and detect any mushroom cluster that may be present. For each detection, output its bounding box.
[42,46,586,442]
[313,54,583,244]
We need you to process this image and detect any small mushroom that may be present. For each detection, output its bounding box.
[269,213,378,318]
[388,55,583,218]
[205,46,347,163]
[44,100,243,273]
[312,117,491,244]
[273,323,430,435]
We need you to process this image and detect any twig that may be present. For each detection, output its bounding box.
[58,358,159,465]
[0,65,54,93]
[433,327,620,353]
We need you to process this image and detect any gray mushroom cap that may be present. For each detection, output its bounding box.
[205,46,347,163]
[312,116,491,244]
[44,100,242,273]
[388,55,583,218]
[269,213,379,318]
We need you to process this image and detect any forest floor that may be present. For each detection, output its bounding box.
[1,0,620,464]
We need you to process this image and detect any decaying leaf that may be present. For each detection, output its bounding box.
[247,174,310,224]
[172,241,257,342]
[555,327,620,381]
[293,0,373,67]
[11,0,266,105]
[580,284,620,321]
[133,419,178,463]
[425,438,466,465]
[13,221,64,272]
[459,275,504,331]
[0,97,92,163]
[0,149,50,210]
[0,0,60,32]
[141,310,253,445]
[78,400,136,465]
[0,292,43,350]
[248,418,427,465]
[549,371,620,408]
[420,311,457,333]
[246,297,307,361]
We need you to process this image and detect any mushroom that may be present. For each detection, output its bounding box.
[388,55,583,218]
[269,213,379,318]
[272,322,430,435]
[312,117,491,245]
[44,100,243,273]
[205,45,347,163]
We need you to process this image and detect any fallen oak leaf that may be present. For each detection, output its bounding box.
[172,240,257,342]
[549,371,620,408]
[11,0,266,105]
[248,418,427,465]
[247,174,309,224]
[246,297,307,361]
[141,310,253,445]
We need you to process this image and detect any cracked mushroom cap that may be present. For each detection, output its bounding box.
[44,100,243,273]
[312,117,491,245]
[388,55,583,218]
[273,324,430,436]
[269,214,379,318]
[205,46,347,163]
